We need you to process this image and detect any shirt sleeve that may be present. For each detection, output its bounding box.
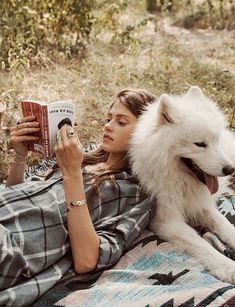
[93,183,155,272]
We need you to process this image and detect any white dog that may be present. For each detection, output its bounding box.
[130,86,235,283]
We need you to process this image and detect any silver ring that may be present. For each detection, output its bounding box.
[16,120,22,125]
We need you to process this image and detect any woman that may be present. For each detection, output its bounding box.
[0,89,156,305]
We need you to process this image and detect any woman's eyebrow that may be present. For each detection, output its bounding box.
[107,112,130,119]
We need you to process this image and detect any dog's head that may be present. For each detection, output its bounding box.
[155,86,234,194]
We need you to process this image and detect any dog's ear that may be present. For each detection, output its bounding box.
[187,86,204,98]
[158,94,175,125]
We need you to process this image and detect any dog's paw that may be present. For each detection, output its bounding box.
[210,260,235,284]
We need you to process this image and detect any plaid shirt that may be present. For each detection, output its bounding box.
[0,169,154,306]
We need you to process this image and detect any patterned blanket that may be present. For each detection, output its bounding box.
[32,193,235,307]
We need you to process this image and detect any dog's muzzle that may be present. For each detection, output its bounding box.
[181,157,220,195]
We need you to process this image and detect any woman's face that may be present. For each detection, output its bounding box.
[102,101,137,154]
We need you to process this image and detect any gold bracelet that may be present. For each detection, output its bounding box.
[66,199,87,212]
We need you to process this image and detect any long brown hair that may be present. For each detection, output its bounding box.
[82,89,157,188]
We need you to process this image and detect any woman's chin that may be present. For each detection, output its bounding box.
[101,143,111,152]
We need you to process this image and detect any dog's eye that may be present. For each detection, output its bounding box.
[194,142,207,148]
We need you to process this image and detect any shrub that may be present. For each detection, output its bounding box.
[0,0,95,70]
[94,0,155,46]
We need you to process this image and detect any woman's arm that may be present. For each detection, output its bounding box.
[55,125,100,274]
[6,116,40,187]
[64,173,100,274]
[6,155,27,187]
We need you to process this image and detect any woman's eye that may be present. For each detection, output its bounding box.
[194,142,207,148]
[105,118,126,126]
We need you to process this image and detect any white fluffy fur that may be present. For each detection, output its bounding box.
[130,86,235,283]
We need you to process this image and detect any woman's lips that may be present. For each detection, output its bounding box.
[103,134,113,141]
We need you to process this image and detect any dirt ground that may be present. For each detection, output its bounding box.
[162,17,235,74]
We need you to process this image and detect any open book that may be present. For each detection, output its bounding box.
[21,99,75,160]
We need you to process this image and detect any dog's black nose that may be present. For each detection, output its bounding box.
[223,165,235,176]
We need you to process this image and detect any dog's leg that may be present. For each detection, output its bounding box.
[200,207,235,249]
[152,220,235,283]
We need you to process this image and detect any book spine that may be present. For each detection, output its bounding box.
[21,101,34,151]
[42,105,50,160]
[30,102,36,152]
[21,100,45,156]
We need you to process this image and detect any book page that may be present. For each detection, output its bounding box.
[47,100,75,158]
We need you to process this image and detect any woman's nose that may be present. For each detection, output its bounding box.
[104,121,113,131]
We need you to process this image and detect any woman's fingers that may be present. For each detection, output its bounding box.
[60,125,70,143]
[56,124,83,152]
[11,121,40,132]
[55,124,84,176]
[10,119,40,148]
[59,125,79,147]
[8,116,39,157]
[56,125,82,156]
[10,127,40,136]
[10,135,39,143]
[19,115,36,123]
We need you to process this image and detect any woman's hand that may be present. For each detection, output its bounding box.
[55,125,84,178]
[6,115,40,187]
[10,115,40,157]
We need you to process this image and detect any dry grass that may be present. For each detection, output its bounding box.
[0,2,235,183]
